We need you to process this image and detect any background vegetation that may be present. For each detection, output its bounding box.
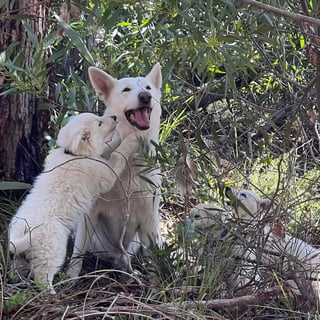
[1,0,320,318]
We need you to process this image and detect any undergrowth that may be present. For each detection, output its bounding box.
[2,147,320,319]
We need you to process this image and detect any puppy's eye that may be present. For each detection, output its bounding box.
[122,87,131,92]
[146,85,151,90]
[98,121,102,127]
[240,193,247,198]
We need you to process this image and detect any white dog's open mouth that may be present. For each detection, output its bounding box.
[125,106,152,130]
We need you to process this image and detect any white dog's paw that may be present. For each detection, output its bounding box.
[157,234,165,249]
[49,285,57,295]
[66,262,82,279]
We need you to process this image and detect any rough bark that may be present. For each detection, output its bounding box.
[0,0,51,183]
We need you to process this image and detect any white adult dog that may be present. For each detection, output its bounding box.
[9,113,138,294]
[67,64,163,277]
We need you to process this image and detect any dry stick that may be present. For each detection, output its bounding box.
[297,116,320,165]
[299,0,320,115]
[70,287,283,318]
[179,287,284,309]
[242,0,320,27]
[314,118,320,150]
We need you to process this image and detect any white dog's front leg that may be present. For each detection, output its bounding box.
[67,216,92,278]
[138,220,164,249]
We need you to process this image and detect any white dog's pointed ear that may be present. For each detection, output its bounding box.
[88,67,116,101]
[147,63,162,90]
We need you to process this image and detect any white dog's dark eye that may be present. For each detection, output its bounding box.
[98,121,102,127]
[123,87,131,92]
[240,193,247,198]
[146,85,151,90]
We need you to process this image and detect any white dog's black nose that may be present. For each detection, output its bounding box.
[110,115,117,121]
[139,91,151,104]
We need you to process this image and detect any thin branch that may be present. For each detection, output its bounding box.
[69,287,286,319]
[242,0,320,27]
[0,0,49,18]
[178,286,285,309]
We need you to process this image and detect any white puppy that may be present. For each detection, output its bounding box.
[225,187,320,264]
[68,64,163,277]
[9,113,138,294]
[188,203,231,239]
[190,204,229,228]
[189,188,320,299]
[225,187,320,301]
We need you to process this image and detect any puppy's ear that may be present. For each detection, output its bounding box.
[88,67,116,102]
[259,199,272,212]
[81,128,90,142]
[57,124,90,155]
[70,127,90,154]
[147,63,162,90]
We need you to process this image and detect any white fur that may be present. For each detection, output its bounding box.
[225,188,320,264]
[67,64,163,277]
[190,204,228,228]
[9,113,138,293]
[189,189,320,299]
[226,187,320,300]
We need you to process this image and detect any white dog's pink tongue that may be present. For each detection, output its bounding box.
[131,108,150,129]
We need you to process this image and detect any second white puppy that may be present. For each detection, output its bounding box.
[225,187,320,267]
[225,187,320,301]
[9,113,138,294]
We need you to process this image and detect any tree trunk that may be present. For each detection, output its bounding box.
[0,0,51,184]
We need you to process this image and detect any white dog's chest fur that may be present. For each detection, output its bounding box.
[88,161,161,253]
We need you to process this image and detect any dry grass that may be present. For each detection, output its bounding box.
[2,171,320,319]
[2,212,320,320]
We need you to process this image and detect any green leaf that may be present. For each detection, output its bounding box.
[299,35,305,49]
[0,0,10,7]
[45,47,67,65]
[54,14,95,65]
[0,87,18,96]
[0,42,19,62]
[22,21,38,46]
[37,102,56,110]
[0,181,32,190]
